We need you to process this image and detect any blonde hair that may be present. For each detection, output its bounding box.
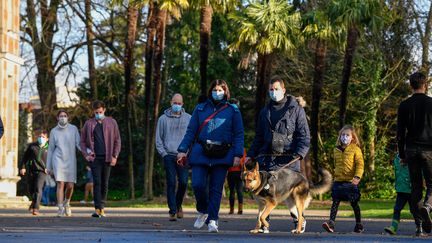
[336,125,361,147]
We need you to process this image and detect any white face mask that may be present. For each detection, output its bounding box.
[340,134,352,145]
[269,90,285,102]
[58,117,68,127]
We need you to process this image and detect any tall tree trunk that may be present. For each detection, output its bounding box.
[310,39,327,171]
[26,0,60,127]
[255,53,272,121]
[338,25,359,129]
[143,2,157,200]
[199,4,213,96]
[124,3,139,200]
[85,0,97,98]
[148,8,167,200]
[421,2,432,80]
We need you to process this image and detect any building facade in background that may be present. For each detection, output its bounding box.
[0,0,24,198]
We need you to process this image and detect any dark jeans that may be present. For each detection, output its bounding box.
[330,182,361,223]
[163,155,188,215]
[28,172,47,210]
[406,149,432,225]
[90,158,112,210]
[393,192,412,222]
[41,185,56,206]
[192,165,228,223]
[227,171,243,207]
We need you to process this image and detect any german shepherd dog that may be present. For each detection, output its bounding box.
[243,162,332,234]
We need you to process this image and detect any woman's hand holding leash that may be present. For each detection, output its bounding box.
[233,157,241,167]
[177,152,187,167]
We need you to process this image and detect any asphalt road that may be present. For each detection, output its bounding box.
[0,207,430,242]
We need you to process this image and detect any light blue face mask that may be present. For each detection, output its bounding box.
[269,90,284,102]
[172,104,182,113]
[37,137,46,145]
[212,90,225,101]
[95,113,105,120]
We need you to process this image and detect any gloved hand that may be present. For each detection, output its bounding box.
[286,154,301,163]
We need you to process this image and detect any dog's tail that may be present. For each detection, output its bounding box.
[309,168,333,195]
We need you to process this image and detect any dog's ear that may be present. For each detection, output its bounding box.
[254,161,259,172]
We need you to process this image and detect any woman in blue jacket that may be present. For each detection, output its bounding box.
[177,79,244,233]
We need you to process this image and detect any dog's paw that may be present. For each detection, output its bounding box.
[291,229,303,234]
[250,229,261,234]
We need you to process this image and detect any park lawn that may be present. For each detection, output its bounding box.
[78,197,411,220]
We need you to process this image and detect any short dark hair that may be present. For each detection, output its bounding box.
[57,109,68,117]
[409,72,427,89]
[92,100,106,110]
[35,129,48,136]
[270,76,285,88]
[208,79,231,100]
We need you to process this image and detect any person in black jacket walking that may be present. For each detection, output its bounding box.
[19,130,49,215]
[397,72,432,236]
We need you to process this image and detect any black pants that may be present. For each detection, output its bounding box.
[28,172,47,210]
[227,171,243,207]
[330,182,361,223]
[393,192,412,221]
[90,158,112,210]
[406,149,432,225]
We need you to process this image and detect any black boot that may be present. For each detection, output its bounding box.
[420,205,432,233]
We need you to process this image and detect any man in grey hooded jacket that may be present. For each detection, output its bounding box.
[156,93,191,221]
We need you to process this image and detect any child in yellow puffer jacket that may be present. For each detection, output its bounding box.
[322,125,365,233]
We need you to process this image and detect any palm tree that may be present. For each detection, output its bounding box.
[191,0,237,96]
[143,0,189,200]
[328,0,384,128]
[302,7,343,170]
[229,0,301,119]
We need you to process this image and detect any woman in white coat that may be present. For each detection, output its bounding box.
[47,110,81,217]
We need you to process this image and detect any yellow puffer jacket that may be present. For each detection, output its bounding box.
[333,143,364,182]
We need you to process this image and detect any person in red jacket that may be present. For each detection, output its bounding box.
[227,148,246,214]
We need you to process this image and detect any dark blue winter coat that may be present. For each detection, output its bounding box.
[178,99,244,166]
[247,95,310,169]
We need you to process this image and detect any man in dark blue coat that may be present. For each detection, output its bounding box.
[247,77,310,172]
[246,77,310,233]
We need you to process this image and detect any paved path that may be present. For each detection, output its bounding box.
[0,207,430,242]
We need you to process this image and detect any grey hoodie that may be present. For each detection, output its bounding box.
[156,108,191,157]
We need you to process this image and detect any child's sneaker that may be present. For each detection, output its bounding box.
[384,225,397,235]
[322,220,335,233]
[354,223,364,233]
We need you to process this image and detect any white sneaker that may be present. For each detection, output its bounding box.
[208,220,219,233]
[57,206,65,217]
[80,200,86,204]
[64,203,72,217]
[194,213,208,229]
